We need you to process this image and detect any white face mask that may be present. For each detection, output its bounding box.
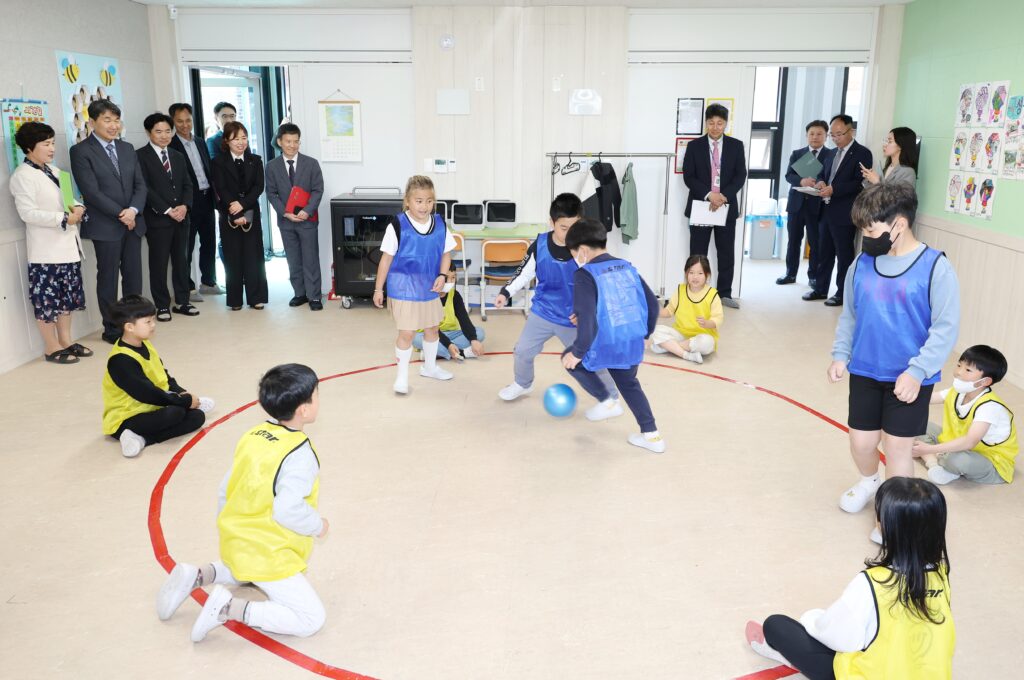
[441,282,454,293]
[952,377,983,394]
[573,251,588,268]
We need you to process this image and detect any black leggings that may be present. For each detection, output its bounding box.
[115,406,205,445]
[763,614,837,680]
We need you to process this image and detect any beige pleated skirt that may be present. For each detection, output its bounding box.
[389,297,444,330]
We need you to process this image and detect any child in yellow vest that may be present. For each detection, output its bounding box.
[649,255,723,364]
[745,477,955,679]
[102,295,213,458]
[156,363,330,642]
[413,267,485,361]
[913,345,1017,485]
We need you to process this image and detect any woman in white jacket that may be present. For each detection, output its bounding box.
[8,122,91,364]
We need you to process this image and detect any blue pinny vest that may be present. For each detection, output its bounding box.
[531,233,577,327]
[387,212,446,302]
[582,258,648,371]
[848,246,944,385]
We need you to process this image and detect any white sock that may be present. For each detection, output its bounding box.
[861,473,881,487]
[423,339,439,372]
[395,345,412,382]
[749,639,788,665]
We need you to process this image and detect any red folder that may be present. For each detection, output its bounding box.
[285,186,319,221]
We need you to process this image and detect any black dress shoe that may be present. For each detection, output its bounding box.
[289,295,309,307]
[776,275,796,285]
[101,333,120,345]
[824,296,844,307]
[802,291,827,301]
[309,299,323,311]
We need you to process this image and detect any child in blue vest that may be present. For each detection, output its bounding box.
[828,182,959,542]
[373,175,457,394]
[496,193,616,402]
[156,363,329,642]
[561,218,664,452]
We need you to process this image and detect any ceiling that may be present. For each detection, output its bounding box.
[134,0,914,9]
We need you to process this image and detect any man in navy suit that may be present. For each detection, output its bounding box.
[683,103,747,308]
[70,100,147,342]
[169,102,222,299]
[803,114,873,306]
[778,120,832,288]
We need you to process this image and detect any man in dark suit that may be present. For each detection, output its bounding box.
[169,102,222,300]
[137,112,197,320]
[205,101,236,161]
[264,123,325,310]
[778,120,832,288]
[683,103,747,308]
[803,114,873,306]
[70,100,147,343]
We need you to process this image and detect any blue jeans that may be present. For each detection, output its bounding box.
[563,351,657,432]
[413,327,486,359]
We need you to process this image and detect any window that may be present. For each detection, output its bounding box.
[842,66,865,125]
[746,67,788,215]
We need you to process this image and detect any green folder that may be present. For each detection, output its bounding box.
[58,171,76,211]
[791,150,823,179]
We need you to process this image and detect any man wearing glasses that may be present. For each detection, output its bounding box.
[803,114,873,306]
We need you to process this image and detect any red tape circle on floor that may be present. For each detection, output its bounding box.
[149,353,876,679]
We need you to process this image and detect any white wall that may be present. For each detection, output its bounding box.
[0,0,156,373]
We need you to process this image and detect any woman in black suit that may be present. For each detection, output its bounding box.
[210,121,268,310]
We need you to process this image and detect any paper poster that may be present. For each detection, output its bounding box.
[1000,141,1019,179]
[317,100,362,162]
[976,174,997,220]
[949,128,969,170]
[973,83,991,128]
[2,99,48,172]
[707,97,735,135]
[957,84,975,126]
[676,98,704,136]
[945,172,963,213]
[986,81,1010,127]
[54,51,123,146]
[983,130,1003,172]
[960,174,979,215]
[966,131,985,170]
[1004,95,1024,137]
[674,137,696,174]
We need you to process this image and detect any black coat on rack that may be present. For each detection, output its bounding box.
[584,162,621,232]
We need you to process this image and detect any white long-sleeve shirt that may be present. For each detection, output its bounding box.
[218,440,323,537]
[799,572,878,652]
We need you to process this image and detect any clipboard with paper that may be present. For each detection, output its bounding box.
[791,150,824,179]
[690,200,728,226]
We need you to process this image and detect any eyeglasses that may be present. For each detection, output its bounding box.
[830,128,852,139]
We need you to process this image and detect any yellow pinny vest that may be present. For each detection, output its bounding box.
[439,290,459,332]
[939,389,1017,482]
[673,284,720,349]
[833,565,955,680]
[101,340,168,435]
[218,422,320,582]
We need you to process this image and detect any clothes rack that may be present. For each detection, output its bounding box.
[546,151,674,297]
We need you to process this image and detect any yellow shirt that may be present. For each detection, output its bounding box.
[939,388,1017,482]
[667,284,722,349]
[834,566,955,679]
[101,340,168,435]
[218,422,320,582]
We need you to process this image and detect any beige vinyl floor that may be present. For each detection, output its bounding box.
[1,258,1021,680]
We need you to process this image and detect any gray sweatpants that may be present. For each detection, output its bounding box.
[513,313,617,397]
[921,422,1006,485]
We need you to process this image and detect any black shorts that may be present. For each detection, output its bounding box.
[848,373,933,437]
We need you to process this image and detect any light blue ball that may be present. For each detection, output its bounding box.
[543,383,577,418]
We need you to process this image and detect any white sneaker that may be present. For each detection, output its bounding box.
[462,347,477,359]
[190,584,232,642]
[839,478,880,513]
[197,397,215,414]
[157,563,199,620]
[120,429,145,458]
[189,290,204,303]
[585,398,624,422]
[927,465,961,485]
[420,365,453,381]
[682,350,704,364]
[394,379,409,395]
[628,431,666,454]
[199,284,224,296]
[498,382,532,401]
[869,526,883,545]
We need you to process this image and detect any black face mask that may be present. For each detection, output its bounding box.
[862,224,900,257]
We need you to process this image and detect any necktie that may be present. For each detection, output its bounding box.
[106,143,120,177]
[829,146,844,184]
[711,139,721,194]
[812,149,819,159]
[287,159,295,184]
[161,149,172,177]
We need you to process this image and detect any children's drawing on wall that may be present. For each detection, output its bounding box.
[976,176,996,219]
[984,131,1002,172]
[957,84,974,125]
[960,175,977,215]
[974,83,990,127]
[968,131,984,169]
[949,129,968,170]
[1000,143,1019,180]
[1004,95,1024,137]
[945,172,963,212]
[986,81,1010,127]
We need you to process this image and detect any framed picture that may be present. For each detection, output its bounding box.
[676,97,704,136]
[675,137,697,174]
[707,97,735,135]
